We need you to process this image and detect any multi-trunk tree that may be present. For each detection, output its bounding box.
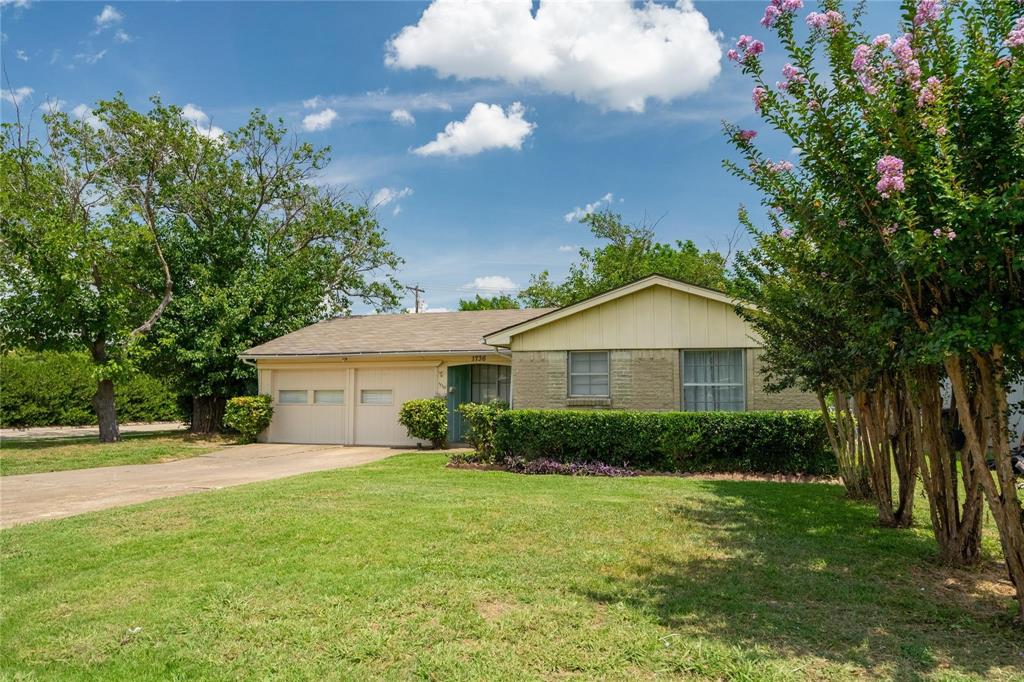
[724,0,1023,616]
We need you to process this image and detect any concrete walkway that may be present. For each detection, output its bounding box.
[0,443,399,528]
[0,421,187,440]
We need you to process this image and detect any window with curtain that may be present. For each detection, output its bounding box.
[470,365,510,403]
[569,351,610,397]
[681,350,745,411]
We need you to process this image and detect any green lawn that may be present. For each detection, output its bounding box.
[1,453,1020,680]
[0,433,231,476]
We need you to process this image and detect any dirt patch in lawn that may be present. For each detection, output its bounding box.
[446,461,838,484]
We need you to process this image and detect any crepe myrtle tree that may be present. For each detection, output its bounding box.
[148,110,402,433]
[0,96,199,442]
[723,0,1023,611]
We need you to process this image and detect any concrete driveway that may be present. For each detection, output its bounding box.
[0,443,399,528]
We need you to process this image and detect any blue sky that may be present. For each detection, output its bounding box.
[0,0,903,312]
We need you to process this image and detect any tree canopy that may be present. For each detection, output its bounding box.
[517,211,730,308]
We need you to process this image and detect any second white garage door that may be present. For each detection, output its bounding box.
[353,366,436,446]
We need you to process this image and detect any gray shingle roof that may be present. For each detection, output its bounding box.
[241,308,555,357]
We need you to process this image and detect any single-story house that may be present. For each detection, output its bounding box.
[240,275,816,446]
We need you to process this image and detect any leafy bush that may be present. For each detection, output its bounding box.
[492,409,834,476]
[398,397,448,449]
[223,394,274,443]
[0,350,182,427]
[457,401,508,462]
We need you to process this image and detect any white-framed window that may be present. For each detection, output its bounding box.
[360,389,393,406]
[314,390,345,405]
[681,350,745,412]
[569,351,610,397]
[278,390,308,405]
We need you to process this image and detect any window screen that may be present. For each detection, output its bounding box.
[470,364,510,403]
[569,351,609,397]
[360,389,393,406]
[278,390,308,405]
[682,350,745,411]
[314,390,345,405]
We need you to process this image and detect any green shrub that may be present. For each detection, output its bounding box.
[0,350,182,427]
[492,409,834,476]
[398,397,448,449]
[457,401,508,462]
[223,394,274,443]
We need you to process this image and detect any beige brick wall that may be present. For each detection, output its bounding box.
[746,349,819,411]
[512,349,678,411]
[512,348,817,412]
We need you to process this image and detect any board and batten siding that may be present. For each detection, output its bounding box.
[509,285,761,351]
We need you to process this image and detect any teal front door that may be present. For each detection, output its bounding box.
[447,365,472,442]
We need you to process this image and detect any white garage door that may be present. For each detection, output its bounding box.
[268,369,348,444]
[354,366,436,446]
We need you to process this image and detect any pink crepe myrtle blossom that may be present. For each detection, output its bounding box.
[727,49,740,61]
[936,125,948,137]
[808,99,821,110]
[873,33,892,48]
[852,44,879,94]
[746,40,765,58]
[883,224,899,235]
[917,76,941,107]
[1006,17,1024,48]
[806,10,844,34]
[737,34,752,50]
[781,63,807,89]
[752,86,767,112]
[891,34,922,88]
[876,155,906,197]
[780,228,794,238]
[739,129,758,141]
[933,228,957,240]
[767,160,795,173]
[914,0,942,26]
[761,4,781,27]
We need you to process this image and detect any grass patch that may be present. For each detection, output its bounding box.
[1,453,1021,680]
[0,433,231,476]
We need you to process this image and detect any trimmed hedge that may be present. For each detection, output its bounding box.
[457,401,508,461]
[0,351,182,428]
[223,394,274,443]
[491,409,834,475]
[398,397,448,449]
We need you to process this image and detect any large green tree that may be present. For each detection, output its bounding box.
[149,111,402,432]
[1,96,198,441]
[518,211,729,308]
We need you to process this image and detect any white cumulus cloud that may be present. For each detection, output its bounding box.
[1,86,33,106]
[302,108,338,132]
[15,49,28,61]
[94,5,123,30]
[413,102,534,157]
[181,103,225,139]
[564,192,614,223]
[386,0,722,113]
[371,186,413,207]
[558,244,578,252]
[303,95,325,109]
[114,29,133,43]
[463,275,518,292]
[390,108,416,126]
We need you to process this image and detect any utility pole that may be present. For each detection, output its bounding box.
[405,284,424,313]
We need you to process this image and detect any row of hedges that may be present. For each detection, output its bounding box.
[1,351,183,428]
[486,409,834,475]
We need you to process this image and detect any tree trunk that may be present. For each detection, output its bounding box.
[92,378,121,443]
[89,337,120,443]
[855,374,917,528]
[946,351,1024,622]
[905,366,983,567]
[819,388,872,500]
[190,395,226,434]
